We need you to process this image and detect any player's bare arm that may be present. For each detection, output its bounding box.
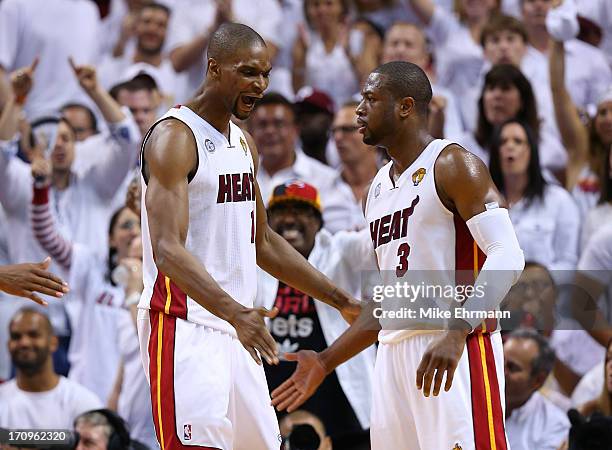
[271,300,380,412]
[415,144,524,397]
[244,131,361,324]
[144,119,279,365]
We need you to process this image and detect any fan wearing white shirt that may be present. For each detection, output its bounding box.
[0,62,140,371]
[248,92,357,233]
[571,224,612,348]
[166,0,282,102]
[549,40,612,218]
[521,0,611,113]
[257,180,376,447]
[489,119,580,276]
[0,308,101,428]
[98,3,182,106]
[504,328,570,450]
[0,0,100,120]
[457,14,569,173]
[407,0,498,115]
[0,60,141,266]
[329,101,379,230]
[575,0,612,68]
[381,22,465,139]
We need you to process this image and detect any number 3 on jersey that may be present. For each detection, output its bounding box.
[396,242,410,277]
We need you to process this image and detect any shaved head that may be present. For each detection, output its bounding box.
[372,61,432,116]
[207,22,267,64]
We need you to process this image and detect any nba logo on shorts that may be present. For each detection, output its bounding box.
[184,424,192,441]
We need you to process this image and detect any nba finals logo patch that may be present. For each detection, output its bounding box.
[184,424,192,441]
[453,443,462,450]
[204,139,215,153]
[412,168,426,186]
[240,136,248,156]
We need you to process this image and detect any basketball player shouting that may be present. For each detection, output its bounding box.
[271,61,525,450]
[136,24,360,450]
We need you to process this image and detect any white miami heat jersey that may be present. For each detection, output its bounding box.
[139,106,257,336]
[364,139,485,344]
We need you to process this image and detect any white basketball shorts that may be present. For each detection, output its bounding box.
[371,331,508,450]
[137,309,281,450]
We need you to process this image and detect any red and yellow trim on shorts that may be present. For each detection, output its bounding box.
[147,274,216,450]
[454,216,507,450]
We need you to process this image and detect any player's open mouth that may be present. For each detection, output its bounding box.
[240,94,261,109]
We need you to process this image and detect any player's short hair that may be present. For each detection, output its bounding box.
[480,14,529,47]
[371,61,432,116]
[207,23,266,64]
[507,328,556,378]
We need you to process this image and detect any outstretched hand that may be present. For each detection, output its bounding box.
[231,306,280,365]
[271,350,328,412]
[0,257,69,306]
[415,329,468,397]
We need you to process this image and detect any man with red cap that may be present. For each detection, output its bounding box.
[258,180,376,449]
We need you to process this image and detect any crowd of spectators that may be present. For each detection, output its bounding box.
[0,0,612,449]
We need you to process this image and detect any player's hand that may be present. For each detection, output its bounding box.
[69,57,100,95]
[271,350,328,412]
[0,258,69,306]
[416,328,469,397]
[10,58,38,102]
[231,306,280,365]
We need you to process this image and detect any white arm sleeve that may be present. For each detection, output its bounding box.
[462,207,525,329]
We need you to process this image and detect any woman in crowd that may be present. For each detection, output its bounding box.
[458,64,539,165]
[29,158,156,448]
[550,40,612,238]
[489,119,580,274]
[292,0,381,108]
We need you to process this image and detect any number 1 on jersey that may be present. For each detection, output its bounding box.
[396,242,410,277]
[250,210,255,243]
